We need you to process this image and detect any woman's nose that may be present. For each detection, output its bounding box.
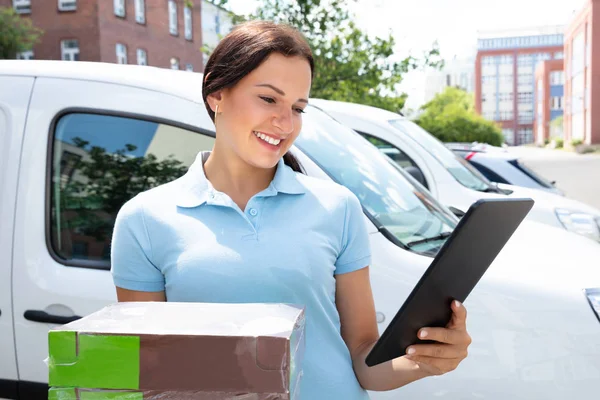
[272,108,294,134]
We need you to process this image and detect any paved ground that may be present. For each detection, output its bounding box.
[508,146,600,209]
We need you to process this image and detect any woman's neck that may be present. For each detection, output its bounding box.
[203,144,276,211]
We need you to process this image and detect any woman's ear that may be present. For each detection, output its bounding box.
[207,91,224,113]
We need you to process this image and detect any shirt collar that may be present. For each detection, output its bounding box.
[175,151,306,208]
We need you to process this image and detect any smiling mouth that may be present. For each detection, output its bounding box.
[253,131,282,146]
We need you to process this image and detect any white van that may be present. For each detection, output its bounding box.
[1,61,599,400]
[309,99,600,244]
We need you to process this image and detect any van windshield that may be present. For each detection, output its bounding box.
[295,106,458,256]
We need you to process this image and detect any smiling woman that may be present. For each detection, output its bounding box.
[110,20,471,399]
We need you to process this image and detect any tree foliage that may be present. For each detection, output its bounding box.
[60,139,187,241]
[415,87,504,146]
[211,0,443,113]
[0,6,42,59]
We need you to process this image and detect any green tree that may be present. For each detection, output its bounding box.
[415,87,504,146]
[212,0,443,113]
[0,6,43,59]
[60,139,187,241]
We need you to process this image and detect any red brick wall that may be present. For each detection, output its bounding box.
[564,0,600,145]
[3,0,204,71]
[97,0,204,70]
[534,59,564,144]
[1,0,101,61]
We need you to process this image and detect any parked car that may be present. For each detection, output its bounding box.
[445,142,565,196]
[1,61,600,400]
[309,98,600,244]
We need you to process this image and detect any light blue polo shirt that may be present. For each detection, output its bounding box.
[111,151,372,399]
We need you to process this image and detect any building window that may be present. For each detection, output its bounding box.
[58,0,77,11]
[184,5,193,40]
[170,57,180,70]
[169,0,178,35]
[517,128,533,145]
[13,0,31,14]
[135,0,145,24]
[116,43,127,64]
[499,111,514,121]
[518,111,534,124]
[502,129,515,145]
[114,0,125,17]
[215,14,221,35]
[137,49,147,66]
[61,39,80,61]
[518,92,533,103]
[551,97,563,110]
[16,50,34,60]
[185,63,193,72]
[550,71,564,86]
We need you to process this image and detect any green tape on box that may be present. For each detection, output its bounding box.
[49,388,144,400]
[49,387,76,400]
[48,331,140,389]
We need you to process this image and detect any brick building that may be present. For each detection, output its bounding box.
[475,27,565,145]
[5,0,204,71]
[564,0,600,145]
[534,60,565,145]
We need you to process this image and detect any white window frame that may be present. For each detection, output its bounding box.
[169,0,178,36]
[16,50,34,60]
[58,0,77,11]
[116,43,127,64]
[184,5,193,40]
[185,63,193,72]
[137,48,147,66]
[114,0,125,17]
[135,0,145,24]
[61,39,80,61]
[170,57,180,70]
[13,0,31,14]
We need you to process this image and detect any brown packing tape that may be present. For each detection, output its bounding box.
[138,335,291,392]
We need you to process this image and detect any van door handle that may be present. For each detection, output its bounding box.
[24,310,82,325]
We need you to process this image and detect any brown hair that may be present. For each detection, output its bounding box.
[202,20,314,173]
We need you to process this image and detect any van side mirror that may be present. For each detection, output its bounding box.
[404,166,426,187]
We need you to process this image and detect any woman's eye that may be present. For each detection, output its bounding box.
[294,108,306,114]
[260,96,275,104]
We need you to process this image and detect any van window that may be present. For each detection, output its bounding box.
[50,113,215,266]
[357,131,428,189]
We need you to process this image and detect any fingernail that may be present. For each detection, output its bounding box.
[407,347,415,355]
[420,330,428,338]
[454,300,461,308]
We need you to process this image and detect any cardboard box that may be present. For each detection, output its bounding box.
[48,302,305,399]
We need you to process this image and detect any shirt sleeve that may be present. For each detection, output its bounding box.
[334,190,372,275]
[110,196,165,292]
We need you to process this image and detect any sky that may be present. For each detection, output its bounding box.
[226,0,587,109]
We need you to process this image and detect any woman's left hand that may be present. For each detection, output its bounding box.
[404,300,472,377]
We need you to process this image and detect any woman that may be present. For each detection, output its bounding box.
[111,20,471,399]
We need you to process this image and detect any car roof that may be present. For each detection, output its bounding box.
[309,98,405,123]
[0,60,206,104]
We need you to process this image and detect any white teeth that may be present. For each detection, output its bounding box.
[254,131,281,146]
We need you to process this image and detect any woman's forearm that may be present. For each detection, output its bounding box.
[352,341,431,392]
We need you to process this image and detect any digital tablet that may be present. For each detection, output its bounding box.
[365,198,535,367]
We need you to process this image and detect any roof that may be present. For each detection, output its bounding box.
[477,25,565,39]
[309,98,405,123]
[0,60,206,104]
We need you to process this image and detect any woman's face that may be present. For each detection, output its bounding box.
[208,53,312,169]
